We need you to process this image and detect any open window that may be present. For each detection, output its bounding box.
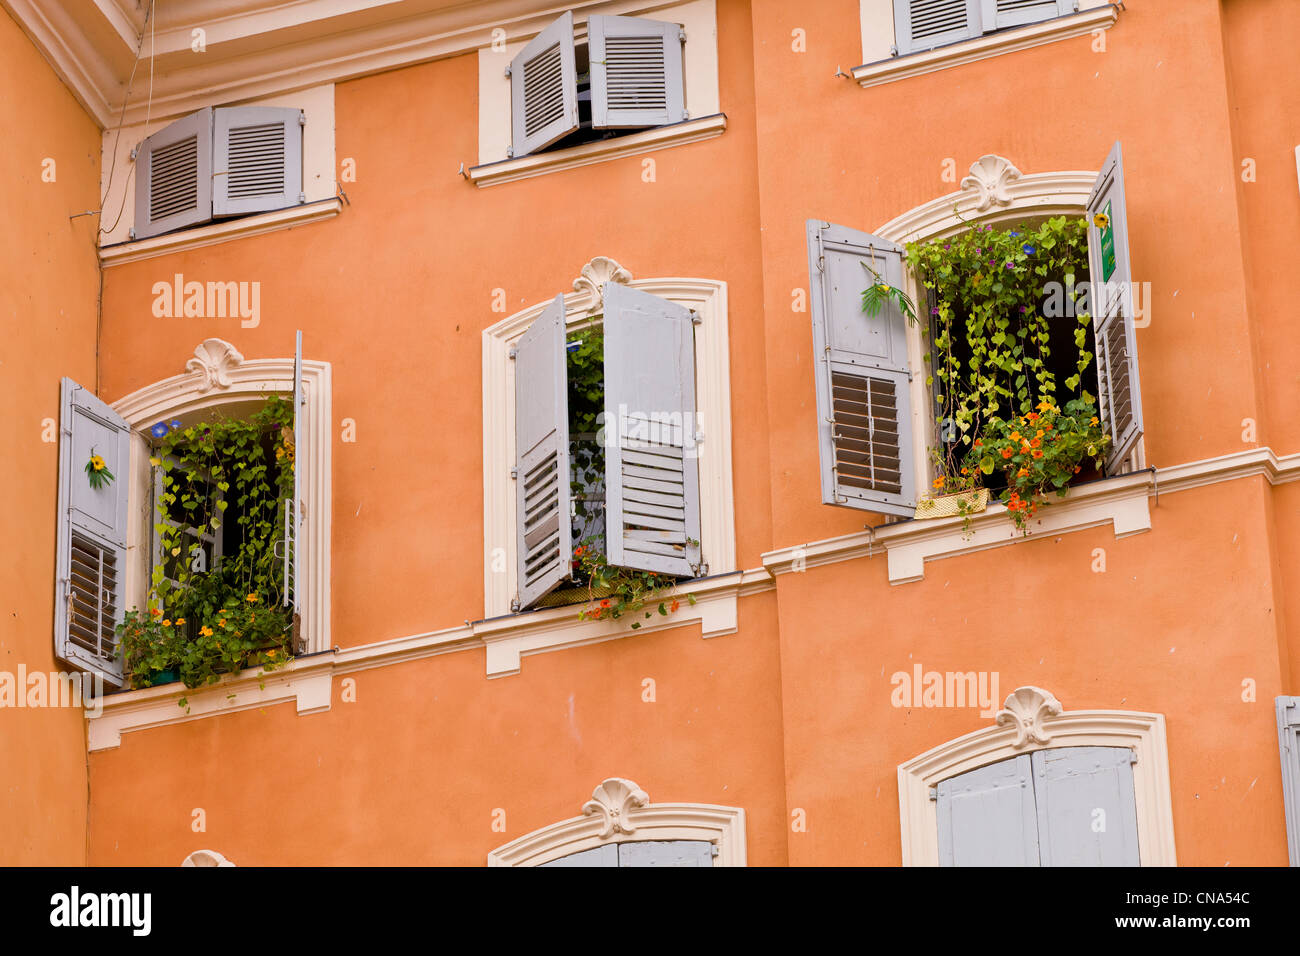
[512,285,703,612]
[508,10,686,159]
[891,0,1075,55]
[806,142,1144,521]
[134,105,304,240]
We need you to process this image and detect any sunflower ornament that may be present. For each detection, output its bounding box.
[84,448,115,490]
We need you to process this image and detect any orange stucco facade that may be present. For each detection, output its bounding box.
[3,0,1298,866]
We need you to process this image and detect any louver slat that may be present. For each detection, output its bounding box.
[994,0,1070,30]
[892,0,979,54]
[213,107,303,217]
[509,12,579,157]
[589,15,686,129]
[134,107,213,239]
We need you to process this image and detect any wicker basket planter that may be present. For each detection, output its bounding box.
[534,584,616,610]
[913,487,990,520]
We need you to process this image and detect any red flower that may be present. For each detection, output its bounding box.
[1001,448,1013,459]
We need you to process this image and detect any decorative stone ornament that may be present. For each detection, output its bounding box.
[582,777,650,838]
[960,154,1023,211]
[185,338,245,392]
[996,685,1064,749]
[572,256,633,312]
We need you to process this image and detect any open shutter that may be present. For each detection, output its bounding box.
[515,295,573,610]
[989,0,1073,30]
[133,107,213,239]
[213,106,304,217]
[806,220,916,517]
[892,0,979,54]
[284,330,305,650]
[603,283,702,578]
[1278,697,1300,866]
[1032,747,1140,866]
[588,14,686,130]
[937,754,1040,866]
[509,11,579,157]
[1087,141,1144,474]
[55,378,129,686]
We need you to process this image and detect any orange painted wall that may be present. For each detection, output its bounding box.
[71,0,1300,865]
[0,9,103,863]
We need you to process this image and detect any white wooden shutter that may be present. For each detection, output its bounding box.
[55,378,130,685]
[618,840,713,866]
[509,11,580,157]
[988,0,1073,30]
[1087,141,1145,474]
[514,295,573,609]
[133,107,213,239]
[1032,747,1140,866]
[1277,697,1300,866]
[588,14,686,130]
[806,220,917,517]
[539,844,619,866]
[937,754,1040,866]
[213,106,304,217]
[284,330,305,650]
[892,0,980,54]
[602,283,702,578]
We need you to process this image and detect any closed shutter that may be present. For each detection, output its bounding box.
[806,220,917,517]
[990,0,1073,30]
[1032,747,1140,866]
[509,11,580,157]
[1277,697,1300,866]
[514,295,573,610]
[213,106,304,217]
[133,107,213,239]
[937,754,1040,866]
[55,378,130,685]
[892,0,980,54]
[1087,141,1145,474]
[588,14,686,130]
[602,283,702,578]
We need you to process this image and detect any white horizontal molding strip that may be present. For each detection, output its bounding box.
[852,6,1119,90]
[762,447,1300,583]
[469,114,727,188]
[99,199,343,267]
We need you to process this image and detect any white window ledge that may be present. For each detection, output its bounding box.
[851,6,1119,89]
[86,568,774,751]
[762,447,1300,584]
[99,198,343,268]
[468,114,726,188]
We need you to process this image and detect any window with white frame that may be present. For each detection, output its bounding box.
[482,265,734,619]
[890,0,1077,55]
[805,142,1144,520]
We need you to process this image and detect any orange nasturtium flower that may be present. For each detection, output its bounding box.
[1036,400,1054,412]
[200,626,213,637]
[246,593,258,602]
[1089,416,1100,426]
[162,619,171,626]
[1030,438,1041,448]
[219,618,227,627]
[1017,468,1029,478]
[150,607,162,617]
[932,476,946,489]
[1010,431,1022,441]
[1026,412,1039,422]
[1032,449,1044,459]
[670,600,681,613]
[1001,448,1013,459]
[175,617,186,626]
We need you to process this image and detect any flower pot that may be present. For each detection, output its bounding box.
[913,487,990,520]
[534,584,616,610]
[143,668,178,687]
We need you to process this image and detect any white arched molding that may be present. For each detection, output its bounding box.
[112,337,333,654]
[488,777,746,866]
[898,686,1177,866]
[182,849,235,867]
[482,257,735,620]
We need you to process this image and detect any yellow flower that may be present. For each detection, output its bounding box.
[89,456,106,471]
[219,618,227,627]
[200,626,213,637]
[175,618,185,625]
[149,456,161,467]
[1089,416,1099,426]
[266,650,277,659]
[1093,212,1110,229]
[1035,429,1044,438]
[246,593,258,603]
[162,619,171,626]
[1036,400,1054,412]
[1010,431,1021,441]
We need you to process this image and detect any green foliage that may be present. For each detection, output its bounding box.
[860,266,917,325]
[567,326,606,562]
[116,396,295,690]
[84,448,115,489]
[572,540,695,629]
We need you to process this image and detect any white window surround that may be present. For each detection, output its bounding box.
[854,1,1118,88]
[97,83,339,258]
[488,776,746,866]
[111,337,332,655]
[898,685,1177,866]
[471,0,722,187]
[482,256,736,621]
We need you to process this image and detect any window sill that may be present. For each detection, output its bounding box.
[98,198,344,268]
[851,7,1119,89]
[468,114,727,188]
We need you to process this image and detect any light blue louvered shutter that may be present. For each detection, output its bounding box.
[213,106,304,217]
[937,754,1041,865]
[892,0,980,54]
[806,221,916,518]
[509,11,580,157]
[1277,697,1300,866]
[988,0,1074,30]
[133,107,213,239]
[602,283,702,578]
[1032,747,1140,866]
[55,378,130,685]
[283,330,305,650]
[618,840,714,866]
[588,14,686,130]
[1087,141,1145,474]
[539,844,619,866]
[514,295,573,610]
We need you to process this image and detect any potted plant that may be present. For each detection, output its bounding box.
[573,540,695,630]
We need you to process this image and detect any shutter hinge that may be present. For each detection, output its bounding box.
[928,787,938,801]
[890,44,899,57]
[129,144,140,161]
[506,146,515,159]
[682,110,690,120]
[297,192,306,204]
[678,27,687,42]
[508,346,517,359]
[298,110,306,126]
[504,65,512,78]
[129,227,137,240]
[510,597,521,612]
[510,467,518,479]
[1130,749,1139,764]
[690,310,702,325]
[710,844,719,857]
